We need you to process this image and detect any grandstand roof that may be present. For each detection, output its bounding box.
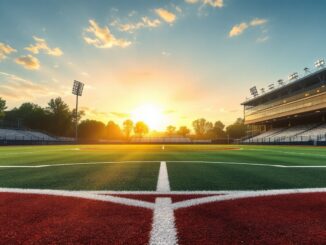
[242,67,326,106]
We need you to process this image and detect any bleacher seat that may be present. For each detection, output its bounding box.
[0,128,57,141]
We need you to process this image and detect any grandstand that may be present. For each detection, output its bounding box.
[242,59,326,145]
[0,128,73,145]
[130,136,191,143]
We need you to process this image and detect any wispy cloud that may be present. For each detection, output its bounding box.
[83,19,131,48]
[113,16,161,33]
[161,51,171,57]
[155,8,176,24]
[229,18,268,37]
[250,18,268,26]
[15,55,40,70]
[185,0,224,8]
[25,36,63,56]
[229,22,248,37]
[0,43,16,61]
[110,112,130,118]
[256,35,269,43]
[0,71,53,99]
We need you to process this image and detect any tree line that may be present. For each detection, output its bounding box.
[0,97,246,140]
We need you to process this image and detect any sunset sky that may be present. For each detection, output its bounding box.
[1,0,325,130]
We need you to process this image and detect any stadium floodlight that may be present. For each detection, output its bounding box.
[277,79,284,86]
[315,59,325,69]
[268,83,275,90]
[260,88,265,93]
[72,80,85,142]
[249,86,259,97]
[72,80,84,96]
[288,72,299,81]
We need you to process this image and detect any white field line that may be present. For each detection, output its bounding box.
[149,198,178,245]
[0,160,161,168]
[247,148,326,158]
[92,190,232,195]
[168,160,326,168]
[156,161,171,192]
[149,162,178,244]
[1,160,326,169]
[1,187,326,211]
[0,188,154,209]
[172,187,326,210]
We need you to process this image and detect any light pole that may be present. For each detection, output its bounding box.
[72,80,84,142]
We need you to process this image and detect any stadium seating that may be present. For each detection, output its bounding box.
[130,137,191,143]
[294,124,326,141]
[245,123,326,143]
[0,128,57,141]
[245,128,285,143]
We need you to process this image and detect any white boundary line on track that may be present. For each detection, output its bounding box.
[1,160,326,168]
[150,198,178,245]
[0,187,155,209]
[1,187,326,210]
[171,187,326,209]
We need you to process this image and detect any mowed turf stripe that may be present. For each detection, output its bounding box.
[0,162,160,190]
[1,160,326,168]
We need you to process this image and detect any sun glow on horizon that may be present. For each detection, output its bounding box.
[131,104,167,131]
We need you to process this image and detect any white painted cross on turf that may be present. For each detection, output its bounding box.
[149,161,178,245]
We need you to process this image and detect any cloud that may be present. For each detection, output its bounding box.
[229,18,268,37]
[203,0,224,8]
[0,71,52,100]
[163,109,175,114]
[161,51,171,56]
[250,18,268,26]
[185,0,224,8]
[83,19,131,48]
[15,55,40,70]
[185,0,199,3]
[114,16,161,33]
[229,22,248,37]
[0,43,17,61]
[142,17,161,28]
[155,8,176,23]
[256,36,269,43]
[25,36,63,56]
[110,112,130,118]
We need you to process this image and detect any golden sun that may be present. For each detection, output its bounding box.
[131,104,165,131]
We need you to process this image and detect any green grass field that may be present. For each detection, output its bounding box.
[1,144,326,191]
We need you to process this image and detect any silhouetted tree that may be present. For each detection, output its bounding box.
[4,102,49,130]
[177,126,190,137]
[0,97,6,119]
[166,125,176,136]
[123,119,134,139]
[226,118,246,139]
[47,97,73,136]
[192,118,213,138]
[214,121,225,131]
[78,120,105,139]
[134,121,149,137]
[205,121,226,139]
[106,121,123,139]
